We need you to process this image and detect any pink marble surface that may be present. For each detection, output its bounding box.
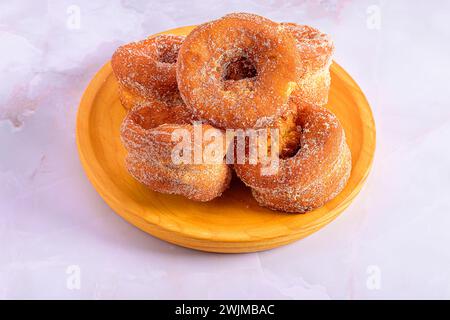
[1,0,450,299]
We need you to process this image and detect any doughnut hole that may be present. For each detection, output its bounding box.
[156,45,180,64]
[129,106,154,129]
[278,114,302,159]
[223,56,257,81]
[259,113,301,160]
[237,113,301,164]
[219,51,259,93]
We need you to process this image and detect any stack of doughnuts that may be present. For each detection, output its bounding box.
[112,13,351,212]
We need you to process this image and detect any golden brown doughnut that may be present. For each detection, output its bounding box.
[176,13,300,129]
[112,34,184,103]
[234,103,351,213]
[280,23,335,106]
[112,34,194,126]
[120,104,186,153]
[121,109,232,202]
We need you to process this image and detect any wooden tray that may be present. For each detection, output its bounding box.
[76,26,376,253]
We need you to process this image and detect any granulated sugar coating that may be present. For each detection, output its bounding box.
[176,13,300,130]
[280,22,335,106]
[111,33,193,125]
[280,23,334,73]
[112,12,351,211]
[112,34,196,127]
[234,103,351,213]
[121,119,232,202]
[112,34,185,102]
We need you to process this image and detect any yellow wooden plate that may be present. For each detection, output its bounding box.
[76,26,376,253]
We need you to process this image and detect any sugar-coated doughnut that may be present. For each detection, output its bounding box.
[176,13,300,129]
[121,109,232,202]
[112,34,194,126]
[234,103,351,213]
[120,103,189,153]
[112,34,185,103]
[280,23,335,106]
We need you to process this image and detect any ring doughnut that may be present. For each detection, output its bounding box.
[280,23,335,106]
[112,34,194,125]
[234,103,351,213]
[112,34,184,103]
[176,13,300,129]
[121,110,232,202]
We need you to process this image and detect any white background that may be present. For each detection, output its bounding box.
[1,0,450,299]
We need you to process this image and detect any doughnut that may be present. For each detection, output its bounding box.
[112,34,184,103]
[121,109,232,201]
[280,23,335,106]
[112,34,193,126]
[120,104,187,152]
[176,13,300,129]
[234,103,351,213]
